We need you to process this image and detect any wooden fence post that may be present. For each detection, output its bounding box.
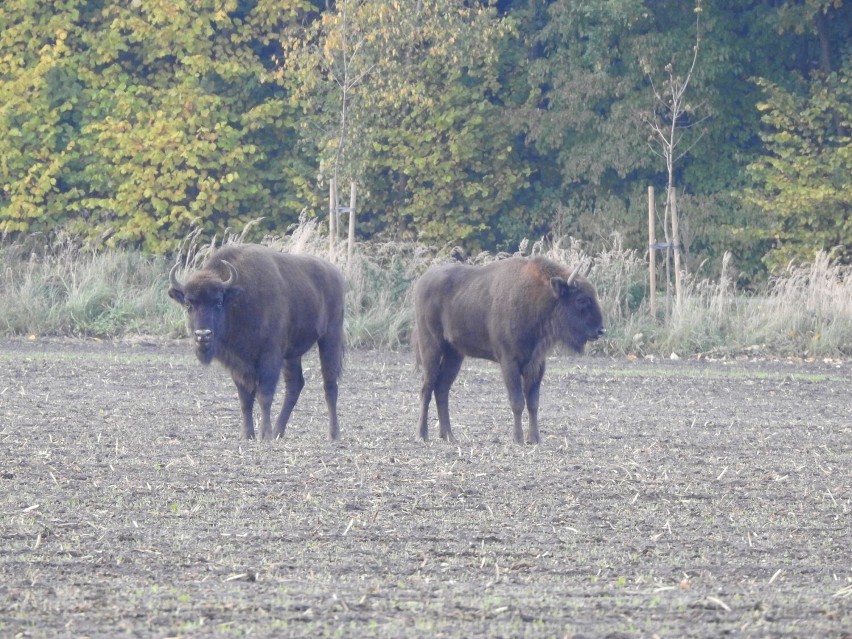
[329,177,337,254]
[648,186,656,318]
[347,182,356,264]
[670,188,683,314]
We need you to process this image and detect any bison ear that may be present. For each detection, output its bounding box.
[550,277,573,298]
[168,288,185,305]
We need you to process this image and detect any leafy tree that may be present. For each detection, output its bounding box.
[282,0,531,249]
[505,0,730,250]
[1,0,317,252]
[2,0,849,271]
[769,0,849,77]
[0,0,89,236]
[743,58,851,269]
[502,0,850,275]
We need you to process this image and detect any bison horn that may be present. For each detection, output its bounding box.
[169,263,183,291]
[566,263,583,286]
[220,260,237,287]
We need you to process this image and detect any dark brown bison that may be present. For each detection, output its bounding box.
[413,256,605,444]
[168,244,345,441]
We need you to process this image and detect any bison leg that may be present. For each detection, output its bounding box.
[235,383,257,440]
[417,344,442,441]
[434,348,464,442]
[255,364,284,441]
[522,360,546,444]
[318,334,343,441]
[499,361,526,444]
[272,357,305,440]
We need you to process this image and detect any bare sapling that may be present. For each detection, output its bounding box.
[642,4,708,317]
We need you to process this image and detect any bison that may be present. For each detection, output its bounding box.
[413,256,605,444]
[168,244,345,441]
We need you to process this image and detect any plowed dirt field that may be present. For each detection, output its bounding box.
[1,339,849,638]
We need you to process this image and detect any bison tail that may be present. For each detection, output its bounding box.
[318,324,345,379]
[411,324,421,372]
[333,341,345,379]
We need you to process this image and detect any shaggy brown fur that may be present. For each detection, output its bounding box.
[169,244,345,441]
[413,256,604,444]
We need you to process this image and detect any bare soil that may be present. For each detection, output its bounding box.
[0,338,850,638]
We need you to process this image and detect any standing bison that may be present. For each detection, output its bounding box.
[168,244,345,441]
[413,256,605,444]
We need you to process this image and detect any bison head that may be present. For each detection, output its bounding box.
[549,265,606,353]
[168,261,243,365]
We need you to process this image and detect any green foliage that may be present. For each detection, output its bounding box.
[514,0,652,197]
[507,0,852,268]
[742,58,851,270]
[0,1,88,235]
[508,0,754,198]
[282,0,531,249]
[1,0,317,251]
[1,0,851,275]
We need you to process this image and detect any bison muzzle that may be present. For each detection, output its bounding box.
[168,244,345,441]
[413,256,605,444]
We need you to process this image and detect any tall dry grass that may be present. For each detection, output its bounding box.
[0,235,174,338]
[746,252,852,356]
[2,221,850,357]
[632,250,852,358]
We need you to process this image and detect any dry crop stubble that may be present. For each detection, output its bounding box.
[0,339,849,638]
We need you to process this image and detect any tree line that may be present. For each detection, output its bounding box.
[0,0,849,278]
